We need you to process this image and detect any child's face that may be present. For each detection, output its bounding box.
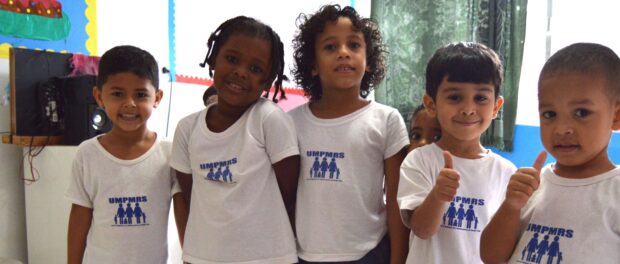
[213,34,272,109]
[94,72,162,133]
[424,76,503,144]
[410,109,442,149]
[538,73,620,170]
[312,17,367,94]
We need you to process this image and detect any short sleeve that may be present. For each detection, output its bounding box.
[263,108,300,164]
[65,149,93,208]
[169,114,196,174]
[384,109,409,159]
[397,149,435,228]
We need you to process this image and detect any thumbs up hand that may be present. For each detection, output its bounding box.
[431,151,461,202]
[504,151,547,210]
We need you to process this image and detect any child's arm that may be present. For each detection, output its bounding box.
[480,151,546,263]
[384,147,409,264]
[172,192,189,246]
[273,155,300,230]
[410,151,459,239]
[176,170,192,206]
[67,204,92,264]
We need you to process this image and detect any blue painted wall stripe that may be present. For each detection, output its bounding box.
[350,0,355,8]
[167,0,176,82]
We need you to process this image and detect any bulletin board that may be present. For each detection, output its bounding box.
[0,0,97,58]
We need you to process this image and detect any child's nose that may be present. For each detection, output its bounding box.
[337,45,351,59]
[232,66,248,79]
[122,97,137,108]
[554,124,574,135]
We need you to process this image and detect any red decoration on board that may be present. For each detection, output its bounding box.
[0,0,63,18]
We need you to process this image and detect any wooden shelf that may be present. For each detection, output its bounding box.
[1,135,63,146]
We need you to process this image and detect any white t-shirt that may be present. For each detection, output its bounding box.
[289,101,409,262]
[398,143,516,264]
[508,165,620,264]
[170,98,299,264]
[66,137,180,264]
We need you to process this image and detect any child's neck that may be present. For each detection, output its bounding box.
[98,127,156,160]
[435,135,486,159]
[206,102,251,133]
[310,89,369,119]
[553,150,616,179]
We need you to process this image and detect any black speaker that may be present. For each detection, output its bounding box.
[61,75,112,145]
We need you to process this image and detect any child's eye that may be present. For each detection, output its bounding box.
[541,111,556,119]
[447,95,461,102]
[249,65,264,74]
[323,44,336,51]
[475,95,489,103]
[111,91,123,97]
[136,92,149,98]
[410,132,421,140]
[225,55,238,64]
[574,108,591,117]
[348,42,361,49]
[432,134,441,141]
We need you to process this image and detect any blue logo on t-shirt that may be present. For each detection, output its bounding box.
[108,196,149,226]
[200,158,237,183]
[517,223,573,264]
[441,196,484,232]
[306,150,345,181]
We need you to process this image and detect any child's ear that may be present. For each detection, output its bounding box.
[92,86,104,108]
[153,89,164,108]
[612,101,620,131]
[492,96,505,119]
[423,95,437,118]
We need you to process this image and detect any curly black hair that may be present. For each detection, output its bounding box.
[97,45,159,90]
[292,4,387,101]
[198,16,288,102]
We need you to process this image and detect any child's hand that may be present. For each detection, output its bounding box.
[431,151,460,202]
[504,151,547,210]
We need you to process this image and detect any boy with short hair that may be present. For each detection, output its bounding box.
[398,42,517,263]
[66,45,187,264]
[481,42,620,263]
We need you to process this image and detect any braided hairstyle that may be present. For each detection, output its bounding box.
[199,16,288,102]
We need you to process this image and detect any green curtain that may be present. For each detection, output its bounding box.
[371,0,527,151]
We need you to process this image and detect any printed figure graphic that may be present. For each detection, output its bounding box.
[207,168,215,180]
[520,232,565,264]
[223,165,233,183]
[536,235,550,264]
[320,158,328,178]
[203,160,238,183]
[547,236,561,264]
[311,157,321,178]
[522,233,539,262]
[441,200,481,231]
[328,158,339,179]
[115,203,125,224]
[445,202,457,226]
[214,167,222,181]
[465,205,476,229]
[456,203,465,227]
[111,198,149,226]
[125,203,134,225]
[134,203,143,224]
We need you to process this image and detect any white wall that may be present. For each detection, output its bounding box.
[0,57,27,264]
[516,0,620,126]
